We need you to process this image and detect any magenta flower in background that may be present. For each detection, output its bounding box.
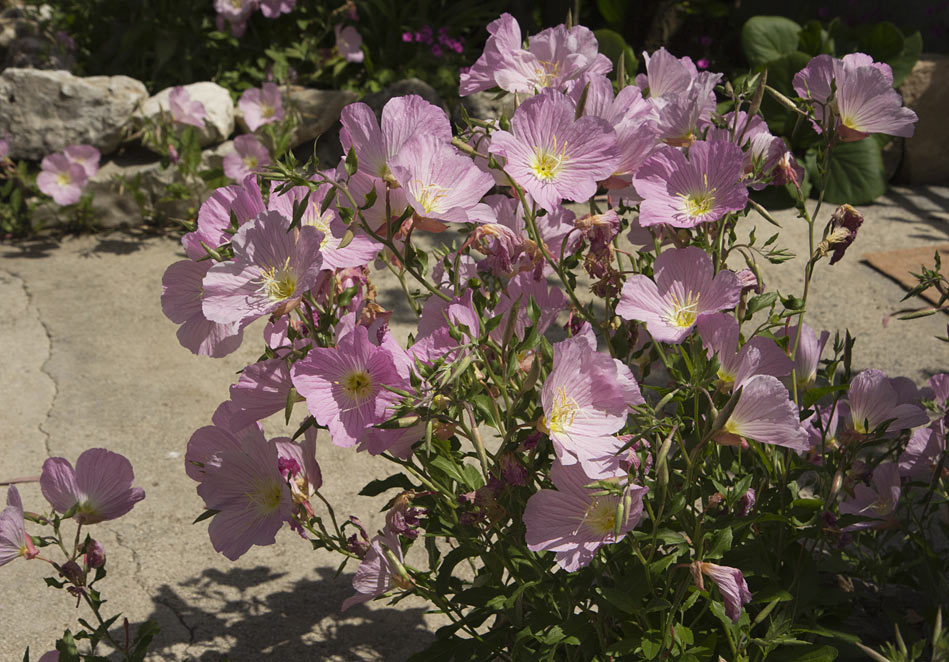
[202,210,324,326]
[542,328,645,477]
[40,449,145,524]
[37,153,88,205]
[389,134,493,223]
[693,562,752,623]
[523,461,647,571]
[196,433,292,560]
[844,369,928,437]
[335,24,364,63]
[161,259,245,358]
[488,90,619,212]
[634,141,748,229]
[224,134,271,182]
[239,83,285,132]
[291,324,409,449]
[717,375,809,451]
[1,486,38,567]
[340,94,451,180]
[258,0,295,18]
[839,461,901,530]
[182,175,265,260]
[169,86,207,128]
[617,247,742,344]
[274,434,322,508]
[63,144,100,178]
[636,47,699,98]
[342,531,406,610]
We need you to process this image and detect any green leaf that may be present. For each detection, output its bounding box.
[766,644,838,662]
[705,527,733,560]
[889,31,922,88]
[344,148,358,176]
[808,139,887,205]
[593,29,638,77]
[359,473,415,497]
[797,20,832,56]
[55,631,80,662]
[747,292,778,315]
[596,0,628,25]
[192,509,220,524]
[742,16,802,67]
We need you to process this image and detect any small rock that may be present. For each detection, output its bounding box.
[897,53,949,185]
[457,90,515,124]
[362,77,444,116]
[285,86,357,149]
[0,68,147,160]
[139,81,235,148]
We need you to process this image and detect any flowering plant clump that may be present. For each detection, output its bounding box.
[157,12,947,661]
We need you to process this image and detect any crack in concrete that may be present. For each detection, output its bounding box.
[156,598,197,647]
[2,268,58,457]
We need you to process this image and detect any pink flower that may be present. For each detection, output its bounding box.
[775,323,829,390]
[490,272,565,343]
[899,421,946,480]
[169,86,207,128]
[195,432,292,560]
[224,134,271,182]
[839,462,901,530]
[389,134,494,222]
[636,48,720,145]
[182,175,265,260]
[617,247,742,344]
[63,144,100,178]
[40,449,145,524]
[335,24,364,63]
[340,94,451,180]
[291,324,409,449]
[258,0,295,18]
[844,369,927,437]
[693,562,752,622]
[542,327,645,477]
[1,486,38,566]
[523,461,647,571]
[201,210,325,326]
[239,83,285,132]
[0,132,9,159]
[36,153,88,205]
[717,375,809,451]
[226,358,293,429]
[341,531,406,610]
[488,90,619,212]
[697,312,793,387]
[161,259,245,357]
[634,141,748,229]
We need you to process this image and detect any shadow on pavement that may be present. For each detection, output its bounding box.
[137,565,433,661]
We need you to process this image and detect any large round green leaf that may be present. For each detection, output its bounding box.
[594,28,638,77]
[741,16,802,68]
[806,139,887,205]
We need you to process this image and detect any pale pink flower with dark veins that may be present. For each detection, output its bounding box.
[169,86,207,128]
[201,210,324,326]
[40,449,145,524]
[335,24,364,63]
[161,259,244,358]
[542,326,645,477]
[196,432,292,560]
[490,271,565,343]
[839,461,901,530]
[899,420,946,480]
[239,83,284,132]
[36,153,87,205]
[523,461,647,571]
[291,324,409,449]
[616,247,742,344]
[633,141,748,229]
[389,134,494,223]
[693,562,752,623]
[459,13,522,96]
[63,144,100,178]
[844,369,928,437]
[696,312,793,388]
[0,486,38,567]
[341,531,406,610]
[224,134,271,182]
[182,175,265,260]
[488,89,619,212]
[716,375,809,451]
[775,323,830,391]
[226,358,292,429]
[340,95,451,180]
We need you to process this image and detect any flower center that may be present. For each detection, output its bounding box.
[411,182,449,215]
[243,156,259,169]
[262,103,275,118]
[584,496,617,536]
[530,137,569,182]
[548,385,580,435]
[666,291,700,328]
[57,172,72,187]
[341,369,374,401]
[307,204,334,248]
[533,59,562,88]
[257,258,297,302]
[249,478,284,514]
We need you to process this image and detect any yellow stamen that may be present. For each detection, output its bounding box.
[583,496,617,536]
[410,181,449,215]
[530,136,569,182]
[666,291,700,328]
[533,59,562,88]
[257,257,296,302]
[57,172,72,187]
[548,385,580,434]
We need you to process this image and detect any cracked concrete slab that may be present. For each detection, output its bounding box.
[0,185,946,661]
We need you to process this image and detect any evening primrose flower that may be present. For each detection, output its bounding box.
[40,449,146,524]
[169,85,206,128]
[36,153,87,206]
[223,134,271,182]
[239,83,284,132]
[716,375,810,452]
[696,312,793,388]
[181,174,265,260]
[0,486,38,567]
[335,25,364,63]
[633,141,748,229]
[775,323,830,390]
[523,461,647,572]
[63,144,101,178]
[202,210,325,326]
[488,90,619,212]
[843,369,927,438]
[839,462,901,530]
[692,562,752,623]
[617,247,742,344]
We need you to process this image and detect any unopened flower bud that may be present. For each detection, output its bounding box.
[84,540,106,569]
